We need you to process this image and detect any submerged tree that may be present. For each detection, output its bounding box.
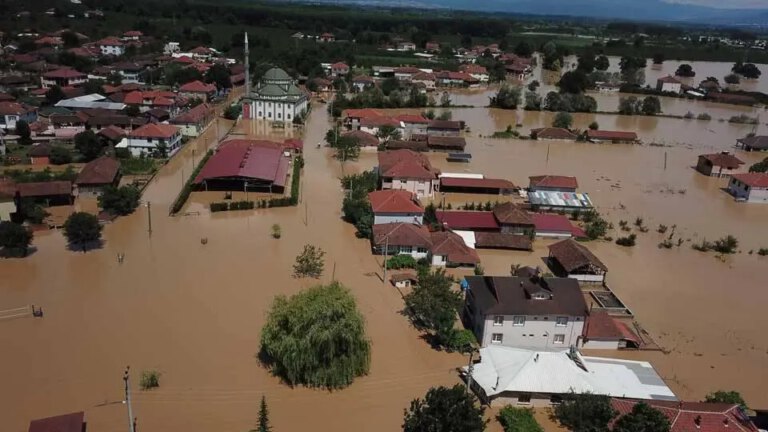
[705,390,747,409]
[259,282,371,389]
[0,221,33,257]
[614,402,670,432]
[293,244,326,278]
[403,385,487,432]
[256,395,271,432]
[402,268,462,347]
[63,212,103,252]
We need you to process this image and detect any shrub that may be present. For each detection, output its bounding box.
[293,244,325,278]
[692,239,713,252]
[172,150,213,214]
[498,406,544,432]
[683,111,694,119]
[697,113,712,121]
[49,146,73,165]
[729,114,758,124]
[445,329,477,354]
[210,202,229,212]
[712,235,738,254]
[271,224,281,239]
[658,239,673,249]
[473,265,485,275]
[386,254,417,270]
[758,248,768,256]
[657,224,668,234]
[140,370,160,390]
[616,234,637,247]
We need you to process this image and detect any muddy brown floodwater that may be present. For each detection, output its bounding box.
[2,93,768,432]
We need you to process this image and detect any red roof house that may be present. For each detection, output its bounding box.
[586,129,639,143]
[194,139,290,192]
[436,210,499,231]
[378,149,440,197]
[529,175,579,192]
[696,152,744,177]
[610,399,758,432]
[439,176,515,194]
[532,213,583,238]
[368,190,424,224]
[28,411,85,432]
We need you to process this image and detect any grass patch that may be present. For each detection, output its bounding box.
[120,157,159,175]
[140,370,160,390]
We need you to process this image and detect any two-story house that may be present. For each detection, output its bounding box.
[329,62,350,78]
[463,271,588,349]
[368,189,424,225]
[116,123,182,157]
[0,102,37,130]
[178,80,217,102]
[41,68,87,89]
[378,149,439,199]
[97,37,125,56]
[728,172,768,203]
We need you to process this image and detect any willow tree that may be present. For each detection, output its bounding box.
[259,282,371,389]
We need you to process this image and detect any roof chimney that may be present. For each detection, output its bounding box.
[694,416,702,429]
[723,418,730,428]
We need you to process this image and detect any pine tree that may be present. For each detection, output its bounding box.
[258,395,271,432]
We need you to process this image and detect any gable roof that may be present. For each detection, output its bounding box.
[28,411,85,432]
[529,175,579,190]
[436,210,500,230]
[170,103,211,124]
[428,120,462,130]
[179,80,216,93]
[342,130,379,147]
[473,232,533,251]
[699,152,744,169]
[430,230,480,264]
[330,62,349,70]
[97,125,126,142]
[586,129,638,141]
[378,149,438,180]
[658,75,682,84]
[17,181,72,197]
[395,114,430,124]
[548,238,607,272]
[610,399,758,432]
[440,176,514,190]
[465,275,587,316]
[531,127,578,140]
[193,139,288,187]
[372,223,432,248]
[0,101,33,116]
[129,123,179,139]
[731,172,768,188]
[492,202,533,226]
[76,156,120,185]
[343,108,383,119]
[28,143,52,157]
[737,135,768,150]
[584,310,639,342]
[368,190,423,214]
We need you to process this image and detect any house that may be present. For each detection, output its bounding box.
[368,189,424,225]
[581,311,641,349]
[428,136,466,152]
[330,62,350,78]
[427,120,462,136]
[97,37,125,56]
[464,345,676,406]
[378,149,439,198]
[342,130,379,147]
[547,238,607,283]
[189,46,215,61]
[532,214,585,239]
[397,41,417,51]
[28,411,86,432]
[0,102,37,130]
[656,75,683,93]
[97,125,126,144]
[41,68,87,89]
[439,176,515,195]
[319,32,335,43]
[395,114,430,137]
[473,232,533,251]
[436,211,500,231]
[28,143,52,165]
[463,273,588,349]
[736,135,768,152]
[394,67,423,81]
[179,80,217,102]
[372,223,432,260]
[727,173,768,203]
[360,116,403,137]
[170,103,214,137]
[529,190,593,211]
[459,64,489,82]
[16,181,73,206]
[696,152,744,177]
[0,75,36,93]
[116,123,183,157]
[114,62,146,84]
[586,129,639,144]
[528,175,578,193]
[386,140,429,152]
[75,156,121,196]
[530,127,578,141]
[351,75,375,92]
[492,202,534,234]
[610,399,759,432]
[425,41,441,52]
[430,230,480,267]
[193,139,289,193]
[343,108,384,130]
[391,271,418,289]
[123,30,143,41]
[412,72,436,91]
[242,67,309,122]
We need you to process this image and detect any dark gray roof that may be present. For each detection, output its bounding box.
[738,135,768,150]
[465,275,588,317]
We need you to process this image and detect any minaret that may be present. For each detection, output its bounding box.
[244,32,250,96]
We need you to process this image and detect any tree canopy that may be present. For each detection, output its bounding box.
[74,130,104,161]
[675,64,696,77]
[497,406,543,432]
[554,392,617,432]
[402,268,465,349]
[558,70,591,94]
[293,244,325,278]
[259,282,371,389]
[705,390,748,409]
[553,112,573,129]
[63,212,103,252]
[205,63,232,89]
[14,120,32,145]
[45,85,66,105]
[490,85,522,109]
[98,185,141,216]
[614,403,671,432]
[732,62,761,79]
[256,396,271,432]
[403,385,487,432]
[0,221,33,257]
[595,55,610,71]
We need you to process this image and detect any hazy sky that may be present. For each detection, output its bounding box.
[664,0,768,8]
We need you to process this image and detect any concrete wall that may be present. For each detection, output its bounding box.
[490,393,555,408]
[480,314,585,349]
[581,339,620,350]
[568,273,605,283]
[386,178,436,198]
[373,213,423,225]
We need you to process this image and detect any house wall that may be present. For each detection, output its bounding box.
[581,339,620,350]
[658,82,682,93]
[489,392,556,408]
[696,158,715,176]
[375,247,429,260]
[567,273,605,283]
[1,111,37,129]
[30,156,49,165]
[431,254,447,267]
[248,98,308,122]
[479,314,585,349]
[373,213,424,225]
[117,133,183,157]
[728,178,768,203]
[100,45,125,56]
[529,186,577,193]
[500,224,533,235]
[536,229,572,238]
[384,178,436,198]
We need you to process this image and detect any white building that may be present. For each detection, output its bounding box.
[164,42,180,55]
[463,274,587,349]
[465,345,677,406]
[368,190,424,225]
[97,38,125,56]
[728,173,768,203]
[242,67,308,122]
[378,149,438,199]
[656,75,683,94]
[116,123,183,157]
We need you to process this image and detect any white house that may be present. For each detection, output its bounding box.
[463,273,588,349]
[728,173,768,203]
[372,223,432,260]
[242,67,308,122]
[368,190,424,225]
[164,42,180,55]
[41,69,87,89]
[656,75,683,94]
[116,123,183,157]
[329,62,350,78]
[97,37,125,56]
[0,102,37,130]
[547,239,607,284]
[378,149,438,199]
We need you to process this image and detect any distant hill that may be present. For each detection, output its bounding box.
[270,0,768,25]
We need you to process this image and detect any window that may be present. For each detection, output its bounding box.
[553,334,565,344]
[556,317,568,327]
[493,316,504,326]
[417,247,428,254]
[518,393,531,404]
[399,246,412,254]
[491,333,503,344]
[512,316,525,326]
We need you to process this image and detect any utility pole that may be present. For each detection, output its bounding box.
[123,366,136,432]
[146,201,152,236]
[382,237,389,284]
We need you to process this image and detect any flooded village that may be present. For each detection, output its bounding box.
[1,7,768,432]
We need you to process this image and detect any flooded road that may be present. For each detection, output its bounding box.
[2,88,768,432]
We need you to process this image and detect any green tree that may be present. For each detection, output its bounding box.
[748,157,768,173]
[524,91,541,110]
[497,406,543,432]
[45,85,66,105]
[588,121,599,130]
[553,112,573,129]
[224,104,242,120]
[293,244,325,278]
[61,31,81,48]
[14,120,32,145]
[595,55,610,71]
[403,385,487,432]
[558,70,591,94]
[0,221,33,257]
[259,282,371,389]
[618,96,640,115]
[705,390,747,409]
[83,79,106,94]
[732,62,761,79]
[107,72,123,86]
[49,146,73,164]
[124,105,141,117]
[256,395,271,432]
[205,63,231,90]
[98,185,141,216]
[675,64,696,77]
[641,96,662,116]
[554,393,616,432]
[376,124,402,142]
[513,40,534,57]
[440,92,452,108]
[614,403,670,432]
[74,130,103,161]
[63,212,103,252]
[402,268,461,346]
[652,53,665,64]
[724,73,740,84]
[490,85,522,109]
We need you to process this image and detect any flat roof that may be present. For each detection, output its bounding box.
[529,190,593,209]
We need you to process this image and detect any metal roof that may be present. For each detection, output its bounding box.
[55,100,126,110]
[528,190,593,209]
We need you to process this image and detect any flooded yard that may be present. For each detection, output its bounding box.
[1,89,768,432]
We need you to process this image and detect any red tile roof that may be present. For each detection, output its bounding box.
[436,211,499,230]
[194,139,289,187]
[353,75,374,83]
[97,125,126,142]
[42,68,86,79]
[28,411,85,432]
[394,66,422,74]
[658,75,682,84]
[331,62,349,70]
[361,116,401,128]
[343,130,379,147]
[173,55,195,64]
[170,103,211,124]
[190,46,212,54]
[610,400,758,432]
[343,108,384,119]
[395,114,430,124]
[459,64,488,74]
[529,175,579,190]
[0,92,16,101]
[532,213,579,234]
[473,232,532,250]
[129,123,180,139]
[430,230,480,264]
[17,181,72,197]
[492,202,533,226]
[731,172,768,188]
[548,238,607,272]
[368,190,423,214]
[76,156,120,185]
[530,127,578,140]
[0,101,32,116]
[440,176,515,190]
[583,310,639,342]
[124,30,143,37]
[283,138,303,151]
[699,152,744,169]
[373,223,432,248]
[586,129,638,141]
[378,149,438,180]
[97,37,123,46]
